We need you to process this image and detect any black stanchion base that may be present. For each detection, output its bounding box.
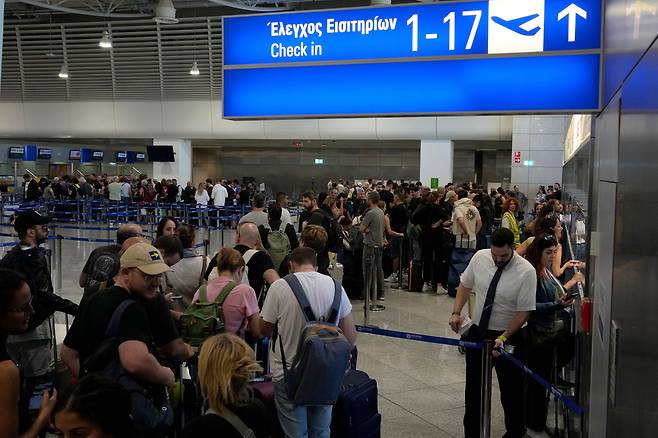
[369,304,386,312]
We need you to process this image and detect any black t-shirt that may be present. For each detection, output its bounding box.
[379,189,394,209]
[298,209,311,233]
[408,197,422,217]
[81,244,122,300]
[182,400,270,438]
[388,204,409,233]
[205,245,275,293]
[64,287,154,365]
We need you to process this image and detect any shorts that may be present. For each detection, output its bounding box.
[389,236,403,258]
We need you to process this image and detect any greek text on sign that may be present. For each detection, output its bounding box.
[223,0,601,66]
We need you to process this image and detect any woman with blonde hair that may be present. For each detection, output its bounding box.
[182,334,270,437]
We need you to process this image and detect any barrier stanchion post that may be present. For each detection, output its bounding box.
[480,340,493,438]
[56,235,63,291]
[221,227,224,248]
[363,255,371,326]
[203,239,209,258]
[399,236,404,290]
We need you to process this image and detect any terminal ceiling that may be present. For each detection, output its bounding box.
[0,0,427,101]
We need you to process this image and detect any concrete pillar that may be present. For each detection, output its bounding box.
[420,140,453,189]
[152,138,192,184]
[510,115,568,209]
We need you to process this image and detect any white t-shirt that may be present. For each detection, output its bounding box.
[281,208,292,228]
[195,190,209,206]
[166,255,211,308]
[211,184,228,207]
[261,272,352,381]
[460,250,536,331]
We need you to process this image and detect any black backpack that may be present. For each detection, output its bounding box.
[312,210,341,253]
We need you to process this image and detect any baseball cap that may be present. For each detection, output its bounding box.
[120,243,171,276]
[14,211,52,234]
[444,190,457,201]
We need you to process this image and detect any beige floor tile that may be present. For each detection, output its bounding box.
[385,387,463,415]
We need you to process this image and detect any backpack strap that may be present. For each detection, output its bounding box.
[215,282,237,305]
[199,255,208,287]
[327,278,342,325]
[206,408,255,438]
[198,284,209,302]
[105,299,136,337]
[243,249,259,265]
[283,274,316,322]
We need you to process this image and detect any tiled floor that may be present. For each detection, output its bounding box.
[1,226,511,438]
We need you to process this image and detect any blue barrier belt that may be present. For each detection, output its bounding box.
[355,325,483,350]
[56,236,115,244]
[497,347,585,416]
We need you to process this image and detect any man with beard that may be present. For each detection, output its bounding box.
[0,211,78,379]
[448,228,536,438]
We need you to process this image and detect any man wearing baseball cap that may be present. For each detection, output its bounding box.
[63,243,175,434]
[0,210,78,378]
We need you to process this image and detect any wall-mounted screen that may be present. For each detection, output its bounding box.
[146,145,175,162]
[116,151,128,162]
[135,152,145,162]
[91,151,104,161]
[8,147,24,159]
[38,148,52,160]
[69,149,81,161]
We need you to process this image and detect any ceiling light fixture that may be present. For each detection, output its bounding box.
[58,64,69,79]
[189,61,200,76]
[98,30,112,49]
[154,0,178,24]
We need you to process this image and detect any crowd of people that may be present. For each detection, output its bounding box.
[0,173,579,438]
[17,172,257,208]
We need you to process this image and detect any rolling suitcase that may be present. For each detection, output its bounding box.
[331,369,380,438]
[408,260,423,292]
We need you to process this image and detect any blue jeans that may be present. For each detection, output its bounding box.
[274,379,332,438]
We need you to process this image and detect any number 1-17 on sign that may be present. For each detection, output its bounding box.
[406,11,482,52]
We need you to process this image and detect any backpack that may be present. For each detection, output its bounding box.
[179,282,236,347]
[263,223,291,271]
[277,274,353,406]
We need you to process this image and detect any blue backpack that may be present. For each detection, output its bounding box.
[278,274,353,406]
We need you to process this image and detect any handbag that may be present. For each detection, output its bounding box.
[526,319,567,347]
[83,299,174,436]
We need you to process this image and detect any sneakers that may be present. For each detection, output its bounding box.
[436,285,448,296]
[385,273,398,283]
[422,282,434,293]
[377,296,385,302]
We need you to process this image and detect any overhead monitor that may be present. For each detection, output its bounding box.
[69,149,81,161]
[91,150,104,161]
[116,151,128,162]
[37,148,52,160]
[8,147,24,159]
[135,152,146,162]
[146,145,175,162]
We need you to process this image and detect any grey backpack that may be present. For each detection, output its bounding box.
[278,274,352,406]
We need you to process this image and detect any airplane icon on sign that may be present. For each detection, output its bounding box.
[491,13,541,36]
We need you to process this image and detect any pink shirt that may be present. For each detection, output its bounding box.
[193,276,260,334]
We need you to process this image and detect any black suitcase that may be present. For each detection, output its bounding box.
[408,260,423,292]
[331,370,380,438]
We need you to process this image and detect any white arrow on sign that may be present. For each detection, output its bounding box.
[558,3,588,42]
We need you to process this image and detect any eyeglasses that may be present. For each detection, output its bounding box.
[9,296,33,314]
[131,269,163,282]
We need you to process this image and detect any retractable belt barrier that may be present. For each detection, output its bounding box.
[356,325,483,350]
[497,347,585,416]
[356,323,586,432]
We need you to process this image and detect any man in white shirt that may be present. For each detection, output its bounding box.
[211,179,228,207]
[259,247,357,438]
[451,188,482,250]
[276,191,293,227]
[448,228,536,438]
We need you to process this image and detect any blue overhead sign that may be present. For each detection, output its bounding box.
[223,0,602,118]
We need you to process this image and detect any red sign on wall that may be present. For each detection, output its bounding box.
[514,151,522,164]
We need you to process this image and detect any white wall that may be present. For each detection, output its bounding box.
[152,139,192,185]
[420,140,453,188]
[0,100,513,141]
[0,0,4,92]
[510,115,568,206]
